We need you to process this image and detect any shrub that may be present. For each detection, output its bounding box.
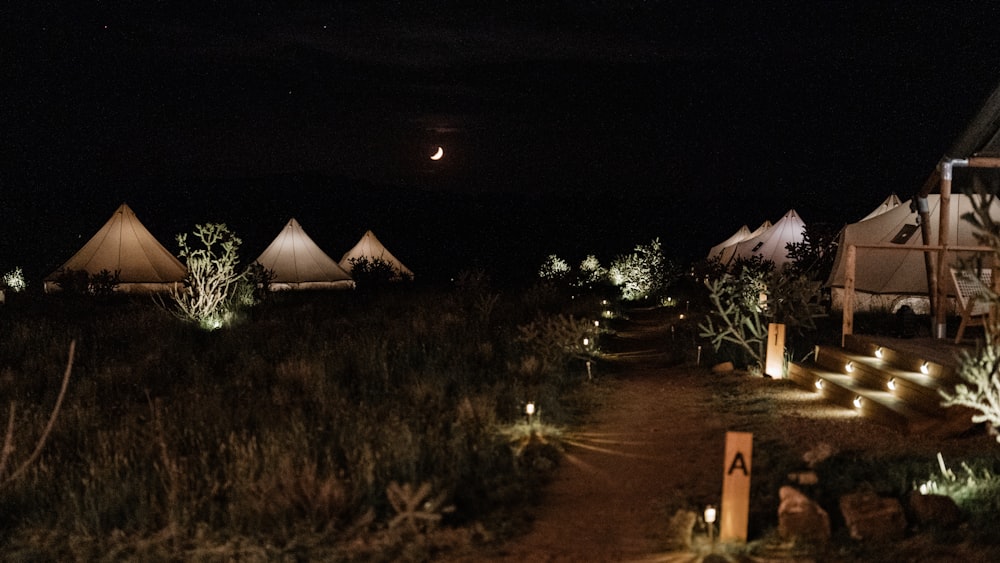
[608,238,678,301]
[166,223,245,329]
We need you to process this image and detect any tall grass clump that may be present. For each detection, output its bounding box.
[0,276,603,559]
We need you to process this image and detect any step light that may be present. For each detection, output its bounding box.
[814,379,823,390]
[874,347,884,359]
[920,362,930,375]
[853,396,863,409]
[844,361,854,373]
[887,378,897,391]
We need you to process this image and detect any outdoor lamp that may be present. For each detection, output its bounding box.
[583,337,590,347]
[920,362,930,375]
[704,505,717,544]
[525,402,535,416]
[853,396,863,409]
[845,361,854,373]
[874,347,884,359]
[887,378,897,391]
[814,379,823,390]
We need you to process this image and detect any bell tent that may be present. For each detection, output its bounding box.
[716,220,772,265]
[826,194,1000,312]
[339,230,414,280]
[44,203,186,293]
[723,210,805,268]
[254,218,354,290]
[707,225,751,261]
[859,193,902,222]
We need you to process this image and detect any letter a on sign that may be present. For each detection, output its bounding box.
[720,431,753,542]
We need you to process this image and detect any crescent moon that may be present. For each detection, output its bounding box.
[430,146,444,160]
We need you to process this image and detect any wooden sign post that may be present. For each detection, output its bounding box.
[764,323,785,378]
[720,431,753,542]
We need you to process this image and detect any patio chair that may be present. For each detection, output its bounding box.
[950,267,993,344]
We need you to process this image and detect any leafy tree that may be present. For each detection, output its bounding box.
[537,254,571,281]
[785,222,840,281]
[608,238,679,301]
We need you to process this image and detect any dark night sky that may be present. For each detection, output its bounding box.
[4,2,1000,284]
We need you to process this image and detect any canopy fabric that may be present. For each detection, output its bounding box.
[826,194,1000,296]
[707,225,751,261]
[859,193,902,222]
[44,203,186,293]
[717,220,771,265]
[339,230,414,279]
[724,210,805,267]
[255,218,354,290]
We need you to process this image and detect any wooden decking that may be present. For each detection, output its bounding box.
[788,334,979,437]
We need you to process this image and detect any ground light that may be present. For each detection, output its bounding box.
[814,379,823,390]
[875,347,884,359]
[525,402,535,425]
[853,396,863,409]
[887,378,897,391]
[704,505,717,548]
[845,361,854,373]
[920,361,930,374]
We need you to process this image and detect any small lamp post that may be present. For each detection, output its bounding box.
[525,402,535,425]
[704,504,717,548]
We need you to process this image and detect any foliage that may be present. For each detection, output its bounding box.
[784,222,840,281]
[940,183,1000,439]
[0,341,74,488]
[167,223,244,329]
[233,261,276,307]
[350,256,409,289]
[574,255,608,290]
[699,260,825,371]
[1,268,27,293]
[608,238,679,301]
[0,286,594,559]
[52,268,120,297]
[516,313,600,378]
[537,254,570,281]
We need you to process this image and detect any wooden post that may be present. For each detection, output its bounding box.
[720,431,753,543]
[765,323,786,378]
[842,244,856,347]
[936,167,953,339]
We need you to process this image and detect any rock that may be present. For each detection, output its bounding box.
[906,492,962,529]
[778,486,830,543]
[712,361,734,374]
[839,490,907,541]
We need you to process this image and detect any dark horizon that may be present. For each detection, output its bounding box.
[5,3,1000,286]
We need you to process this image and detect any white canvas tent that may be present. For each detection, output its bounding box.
[723,210,805,267]
[707,225,751,261]
[859,193,902,222]
[255,218,354,290]
[826,194,1000,312]
[339,230,414,280]
[44,203,186,293]
[716,220,772,265]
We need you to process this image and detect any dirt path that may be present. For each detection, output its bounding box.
[484,367,726,562]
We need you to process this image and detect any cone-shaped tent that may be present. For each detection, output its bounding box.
[255,218,354,290]
[859,193,902,222]
[827,194,1000,311]
[717,220,772,265]
[707,225,751,261]
[725,212,805,267]
[339,230,414,280]
[44,203,186,293]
